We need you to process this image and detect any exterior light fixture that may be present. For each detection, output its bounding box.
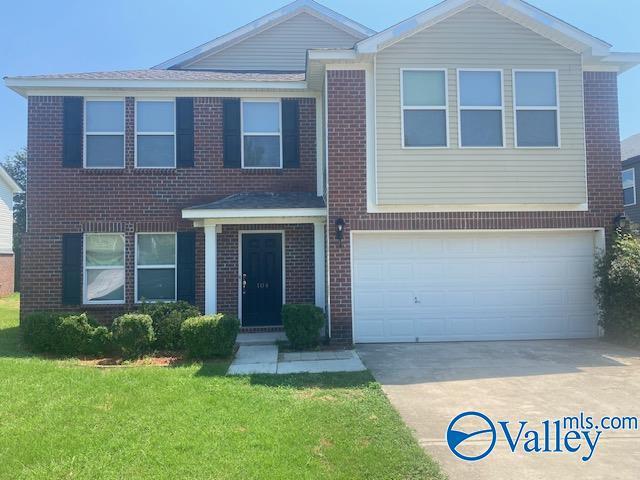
[335,217,345,245]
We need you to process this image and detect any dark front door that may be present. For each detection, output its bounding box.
[241,233,283,326]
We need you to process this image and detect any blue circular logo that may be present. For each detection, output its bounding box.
[446,411,497,461]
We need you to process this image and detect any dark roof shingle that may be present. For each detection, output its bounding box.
[187,192,325,211]
[7,69,305,82]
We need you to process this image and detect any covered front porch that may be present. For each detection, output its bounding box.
[183,192,327,329]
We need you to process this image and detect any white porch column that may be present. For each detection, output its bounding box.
[314,222,326,311]
[204,224,217,315]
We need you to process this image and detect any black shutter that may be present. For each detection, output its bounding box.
[62,233,82,305]
[63,97,83,168]
[223,99,241,168]
[282,99,300,168]
[176,231,196,305]
[176,97,194,168]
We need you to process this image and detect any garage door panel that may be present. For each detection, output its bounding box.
[353,231,599,343]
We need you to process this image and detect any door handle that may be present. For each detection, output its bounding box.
[242,273,247,295]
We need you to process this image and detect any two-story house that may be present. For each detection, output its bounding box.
[6,0,639,344]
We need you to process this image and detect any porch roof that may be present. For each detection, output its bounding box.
[182,192,326,223]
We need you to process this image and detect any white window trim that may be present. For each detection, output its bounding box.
[135,232,178,303]
[513,69,561,149]
[83,233,126,305]
[83,98,126,169]
[623,168,636,207]
[456,68,505,149]
[134,98,177,169]
[240,98,283,169]
[400,68,449,149]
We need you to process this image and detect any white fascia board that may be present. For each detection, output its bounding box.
[0,167,23,194]
[153,0,374,70]
[584,52,640,74]
[356,0,611,55]
[4,77,308,98]
[182,207,327,220]
[307,49,358,62]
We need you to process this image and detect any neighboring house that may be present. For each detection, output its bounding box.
[622,135,640,222]
[0,166,22,296]
[5,0,640,344]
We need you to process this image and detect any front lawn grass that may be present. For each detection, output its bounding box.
[0,294,444,480]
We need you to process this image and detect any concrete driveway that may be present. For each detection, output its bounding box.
[357,340,640,480]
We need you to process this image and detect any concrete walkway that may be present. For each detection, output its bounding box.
[227,344,366,375]
[357,340,640,480]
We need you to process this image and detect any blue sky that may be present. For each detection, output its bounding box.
[1,0,639,160]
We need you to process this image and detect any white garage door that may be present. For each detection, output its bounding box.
[352,231,600,343]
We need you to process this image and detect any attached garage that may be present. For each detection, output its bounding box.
[352,230,602,343]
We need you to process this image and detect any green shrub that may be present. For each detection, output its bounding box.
[57,314,95,356]
[181,314,240,358]
[282,304,325,350]
[89,326,112,356]
[139,301,200,350]
[22,312,111,356]
[112,313,154,359]
[21,312,62,353]
[595,228,640,346]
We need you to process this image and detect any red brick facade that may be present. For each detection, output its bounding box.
[326,69,623,344]
[0,253,15,297]
[22,95,317,322]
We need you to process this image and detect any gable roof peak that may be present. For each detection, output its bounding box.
[356,0,612,56]
[153,0,375,70]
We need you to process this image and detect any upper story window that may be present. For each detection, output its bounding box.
[136,233,177,302]
[85,99,125,168]
[623,168,636,206]
[514,71,559,147]
[84,234,125,304]
[242,100,282,168]
[136,100,176,168]
[458,70,504,148]
[401,69,448,148]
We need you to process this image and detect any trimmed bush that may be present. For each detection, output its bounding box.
[22,312,62,353]
[22,311,109,356]
[282,304,325,350]
[595,227,640,346]
[139,301,200,350]
[112,314,154,359]
[181,314,240,358]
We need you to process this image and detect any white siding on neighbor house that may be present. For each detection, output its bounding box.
[0,179,14,253]
[185,12,360,71]
[375,5,587,207]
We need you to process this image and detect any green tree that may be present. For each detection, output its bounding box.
[2,149,26,290]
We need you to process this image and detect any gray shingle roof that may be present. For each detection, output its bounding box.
[187,192,326,210]
[7,69,305,82]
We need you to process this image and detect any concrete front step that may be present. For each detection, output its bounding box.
[236,331,287,345]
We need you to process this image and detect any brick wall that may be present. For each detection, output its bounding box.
[326,69,623,344]
[217,224,315,317]
[0,254,14,297]
[22,95,317,322]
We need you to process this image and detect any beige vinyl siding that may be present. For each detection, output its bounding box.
[186,12,360,71]
[0,179,13,253]
[375,5,587,206]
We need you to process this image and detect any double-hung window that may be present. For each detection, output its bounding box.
[514,70,559,147]
[136,233,177,302]
[84,99,125,168]
[241,100,282,168]
[401,69,448,147]
[458,70,504,147]
[84,234,125,304]
[623,168,636,207]
[136,100,176,168]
